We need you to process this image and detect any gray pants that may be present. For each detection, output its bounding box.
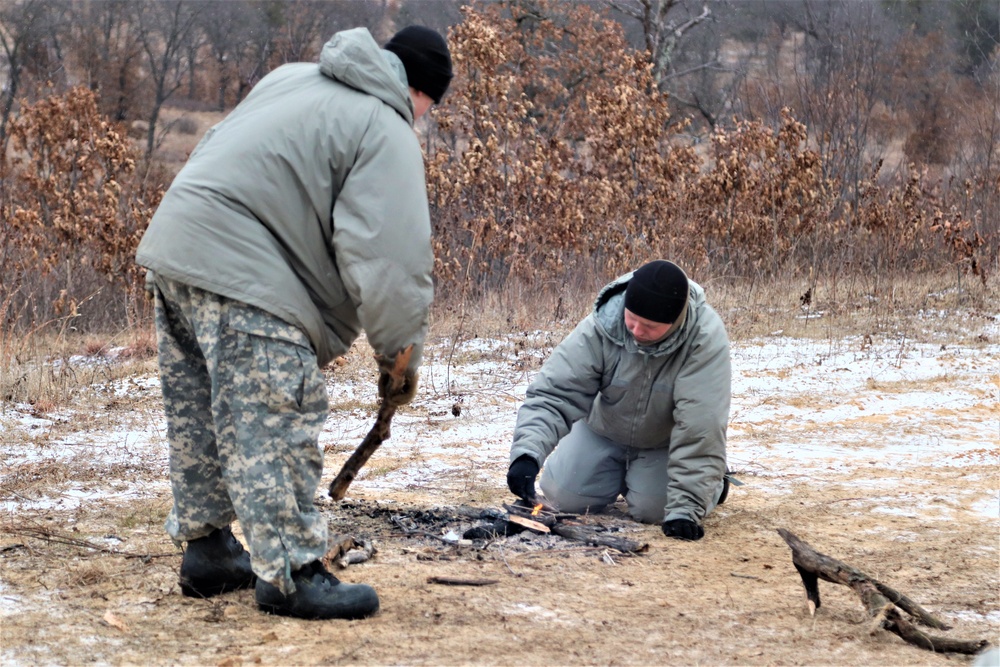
[539,421,723,524]
[153,276,328,594]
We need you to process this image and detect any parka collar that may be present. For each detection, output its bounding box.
[592,271,704,357]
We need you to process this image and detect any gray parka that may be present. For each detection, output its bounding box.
[510,272,731,523]
[135,28,433,369]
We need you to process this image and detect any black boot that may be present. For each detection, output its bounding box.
[255,561,380,620]
[179,526,257,598]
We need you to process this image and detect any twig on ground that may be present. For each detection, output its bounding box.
[427,576,499,586]
[1,524,176,560]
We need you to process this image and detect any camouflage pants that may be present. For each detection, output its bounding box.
[153,276,328,594]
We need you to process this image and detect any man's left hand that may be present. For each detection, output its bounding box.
[662,518,704,541]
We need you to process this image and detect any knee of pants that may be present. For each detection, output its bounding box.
[539,471,613,515]
[625,491,667,524]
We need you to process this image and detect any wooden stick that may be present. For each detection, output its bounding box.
[777,528,990,655]
[427,576,499,586]
[507,515,550,534]
[329,346,413,500]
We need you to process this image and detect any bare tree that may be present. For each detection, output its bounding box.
[394,0,465,41]
[268,0,328,64]
[197,0,253,111]
[184,15,206,100]
[134,0,202,158]
[732,1,901,205]
[952,0,999,75]
[604,0,712,84]
[232,1,283,103]
[69,0,143,122]
[0,0,66,151]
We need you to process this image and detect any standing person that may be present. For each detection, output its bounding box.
[135,25,453,620]
[506,260,731,541]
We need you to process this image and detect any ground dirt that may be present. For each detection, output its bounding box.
[1,308,998,666]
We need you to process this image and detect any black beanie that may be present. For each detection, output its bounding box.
[624,260,689,324]
[384,25,453,104]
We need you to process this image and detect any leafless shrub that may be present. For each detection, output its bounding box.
[174,115,199,135]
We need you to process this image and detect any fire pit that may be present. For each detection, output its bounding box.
[320,497,649,559]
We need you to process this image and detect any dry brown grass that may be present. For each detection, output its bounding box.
[430,268,999,352]
[4,267,995,419]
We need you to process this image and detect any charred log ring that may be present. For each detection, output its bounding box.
[462,516,552,539]
[501,502,647,553]
[778,529,990,655]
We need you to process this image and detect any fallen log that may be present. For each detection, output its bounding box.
[778,528,991,655]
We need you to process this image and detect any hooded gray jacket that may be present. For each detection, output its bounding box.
[510,272,731,522]
[135,28,432,368]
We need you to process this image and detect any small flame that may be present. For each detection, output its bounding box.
[531,503,543,516]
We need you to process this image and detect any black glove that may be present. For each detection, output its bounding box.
[506,455,539,501]
[662,518,704,541]
[377,359,418,408]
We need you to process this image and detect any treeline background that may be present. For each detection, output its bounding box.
[1,0,997,338]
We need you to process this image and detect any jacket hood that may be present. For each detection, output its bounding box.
[592,271,706,356]
[319,27,414,124]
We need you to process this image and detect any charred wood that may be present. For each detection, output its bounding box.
[551,523,648,554]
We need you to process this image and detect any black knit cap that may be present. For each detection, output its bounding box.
[624,260,689,324]
[384,25,453,104]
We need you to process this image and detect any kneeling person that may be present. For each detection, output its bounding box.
[506,260,731,541]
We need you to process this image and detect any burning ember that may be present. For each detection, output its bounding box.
[531,503,543,517]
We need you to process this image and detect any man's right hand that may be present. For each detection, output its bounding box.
[376,348,417,408]
[506,455,539,501]
[378,366,418,407]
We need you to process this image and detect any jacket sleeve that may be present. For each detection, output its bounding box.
[664,307,731,524]
[331,109,433,370]
[510,316,605,465]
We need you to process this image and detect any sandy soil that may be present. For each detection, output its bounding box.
[1,320,998,666]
